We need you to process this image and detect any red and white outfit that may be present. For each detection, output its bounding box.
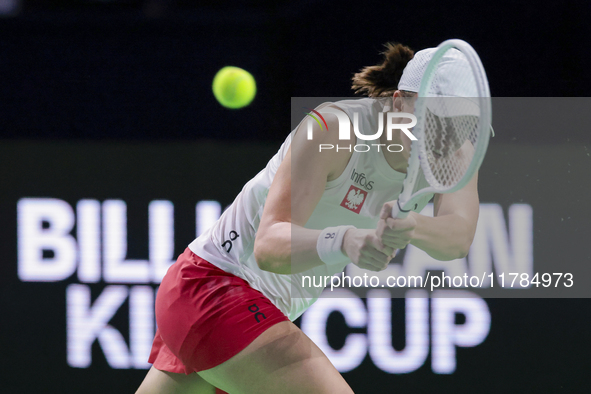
[149,98,433,378]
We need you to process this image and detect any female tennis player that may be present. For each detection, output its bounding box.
[136,42,481,394]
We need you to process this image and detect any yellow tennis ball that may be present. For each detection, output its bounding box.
[212,66,257,109]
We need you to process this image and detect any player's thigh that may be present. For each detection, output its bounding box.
[136,366,216,394]
[198,321,354,394]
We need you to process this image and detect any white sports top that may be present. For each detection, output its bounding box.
[189,98,433,321]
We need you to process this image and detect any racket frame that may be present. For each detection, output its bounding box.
[391,39,492,219]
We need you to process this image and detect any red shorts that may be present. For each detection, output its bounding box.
[149,248,289,376]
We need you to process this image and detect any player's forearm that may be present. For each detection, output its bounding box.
[409,212,473,260]
[254,222,324,275]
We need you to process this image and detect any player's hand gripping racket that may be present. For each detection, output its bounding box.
[391,39,492,218]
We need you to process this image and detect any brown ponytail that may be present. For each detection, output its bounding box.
[351,42,414,97]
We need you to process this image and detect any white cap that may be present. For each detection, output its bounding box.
[398,47,480,118]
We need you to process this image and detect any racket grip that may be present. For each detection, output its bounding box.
[391,201,410,219]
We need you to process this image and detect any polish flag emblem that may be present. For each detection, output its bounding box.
[340,185,367,214]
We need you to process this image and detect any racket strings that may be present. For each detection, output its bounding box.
[423,109,479,189]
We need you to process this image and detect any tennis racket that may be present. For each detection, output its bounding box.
[391,39,492,218]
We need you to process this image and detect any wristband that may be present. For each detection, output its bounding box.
[316,226,356,266]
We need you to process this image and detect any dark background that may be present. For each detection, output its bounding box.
[1,0,590,143]
[1,1,591,393]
